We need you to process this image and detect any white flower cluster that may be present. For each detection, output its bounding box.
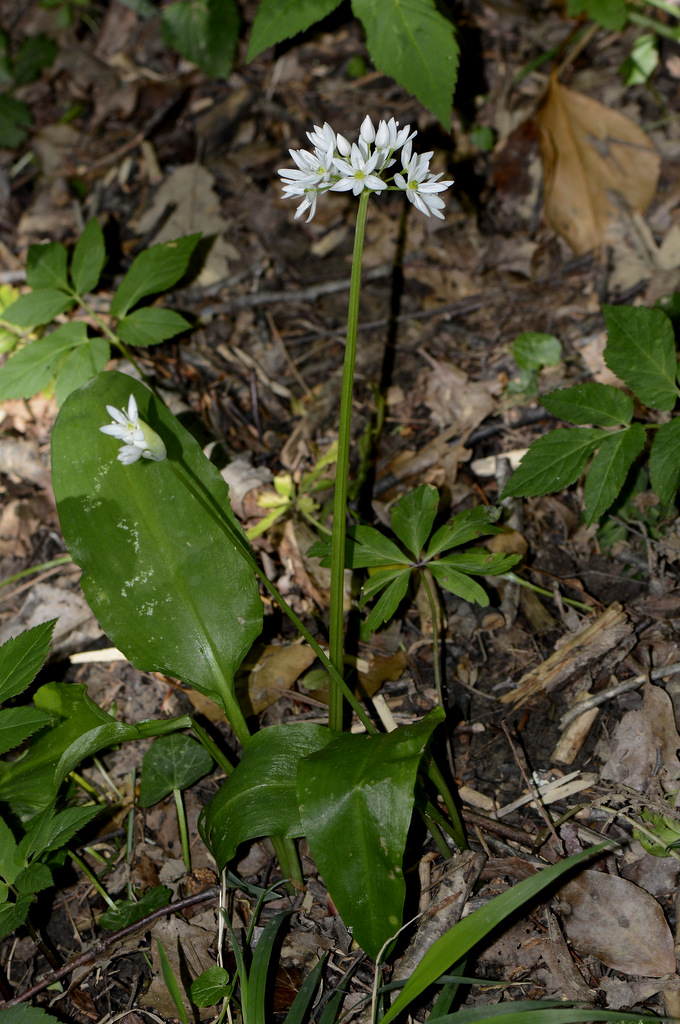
[279,115,454,222]
[100,394,167,465]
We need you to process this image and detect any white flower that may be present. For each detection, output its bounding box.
[374,118,415,169]
[100,394,167,464]
[306,122,336,153]
[278,144,336,221]
[393,148,454,220]
[331,143,388,196]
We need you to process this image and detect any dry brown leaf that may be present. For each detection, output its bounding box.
[559,870,675,977]
[537,73,660,254]
[598,682,680,792]
[238,642,317,714]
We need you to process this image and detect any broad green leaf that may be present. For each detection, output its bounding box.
[298,708,444,960]
[15,862,53,895]
[428,562,489,605]
[54,335,110,406]
[501,428,604,498]
[98,885,171,930]
[603,304,678,411]
[351,0,458,127]
[117,307,191,347]
[51,371,262,714]
[361,571,410,637]
[162,0,239,78]
[70,217,106,295]
[426,506,503,559]
[200,723,334,869]
[139,734,213,806]
[542,382,634,427]
[110,235,201,318]
[380,846,604,1024]
[390,483,438,558]
[0,894,33,941]
[583,423,646,524]
[434,550,520,576]
[650,417,680,510]
[26,241,69,291]
[247,0,343,59]
[189,965,231,1007]
[0,322,87,400]
[0,707,51,755]
[512,332,562,370]
[1,288,74,328]
[0,620,55,703]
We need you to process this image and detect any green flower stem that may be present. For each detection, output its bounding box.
[329,189,370,733]
[271,836,304,891]
[419,569,445,712]
[0,554,71,590]
[418,807,453,860]
[75,291,151,384]
[173,787,192,871]
[191,718,236,775]
[425,759,467,851]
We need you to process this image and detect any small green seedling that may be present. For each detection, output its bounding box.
[507,331,562,398]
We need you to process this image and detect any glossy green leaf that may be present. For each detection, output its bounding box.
[139,734,213,806]
[0,707,51,756]
[201,723,333,869]
[603,304,679,411]
[98,885,171,930]
[0,322,88,400]
[51,371,262,715]
[117,307,191,347]
[583,423,646,524]
[351,0,458,127]
[542,382,634,426]
[54,335,110,406]
[298,709,444,959]
[426,506,503,559]
[189,965,231,1007]
[26,241,69,291]
[110,234,201,318]
[0,620,55,703]
[649,416,680,510]
[162,0,238,78]
[1,288,74,328]
[248,0,342,59]
[70,217,106,295]
[380,846,604,1024]
[501,428,604,498]
[390,483,438,558]
[512,332,561,370]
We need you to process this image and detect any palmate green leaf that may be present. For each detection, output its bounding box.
[390,483,438,558]
[0,619,55,703]
[110,234,201,318]
[51,371,262,713]
[0,707,51,756]
[351,0,459,127]
[583,423,646,524]
[117,307,191,347]
[200,723,334,870]
[1,288,74,329]
[70,217,106,295]
[247,0,343,59]
[435,550,520,577]
[542,382,634,427]
[501,428,604,499]
[161,0,239,79]
[298,708,444,960]
[0,322,88,400]
[54,335,110,405]
[649,416,680,510]
[428,562,489,605]
[361,571,410,637]
[426,506,503,558]
[379,845,604,1024]
[26,241,69,291]
[139,734,213,806]
[603,304,679,411]
[308,526,408,569]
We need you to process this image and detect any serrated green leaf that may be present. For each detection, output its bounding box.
[0,322,88,400]
[425,506,503,558]
[0,1001,62,1024]
[512,332,562,370]
[26,242,69,291]
[649,417,680,510]
[542,382,634,426]
[54,335,110,406]
[162,0,239,79]
[603,304,678,411]
[583,424,646,524]
[189,965,231,1007]
[0,620,56,703]
[361,572,410,636]
[110,234,201,318]
[0,894,33,940]
[98,885,172,930]
[0,707,51,756]
[139,734,213,806]
[390,483,438,558]
[501,428,604,498]
[20,804,100,861]
[1,288,74,328]
[428,562,489,605]
[351,0,458,127]
[70,218,106,295]
[117,307,191,347]
[15,862,53,895]
[247,0,343,59]
[0,818,21,885]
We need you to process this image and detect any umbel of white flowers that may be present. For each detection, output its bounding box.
[100,394,167,464]
[278,115,454,222]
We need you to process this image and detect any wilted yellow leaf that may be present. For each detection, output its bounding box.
[537,72,660,254]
